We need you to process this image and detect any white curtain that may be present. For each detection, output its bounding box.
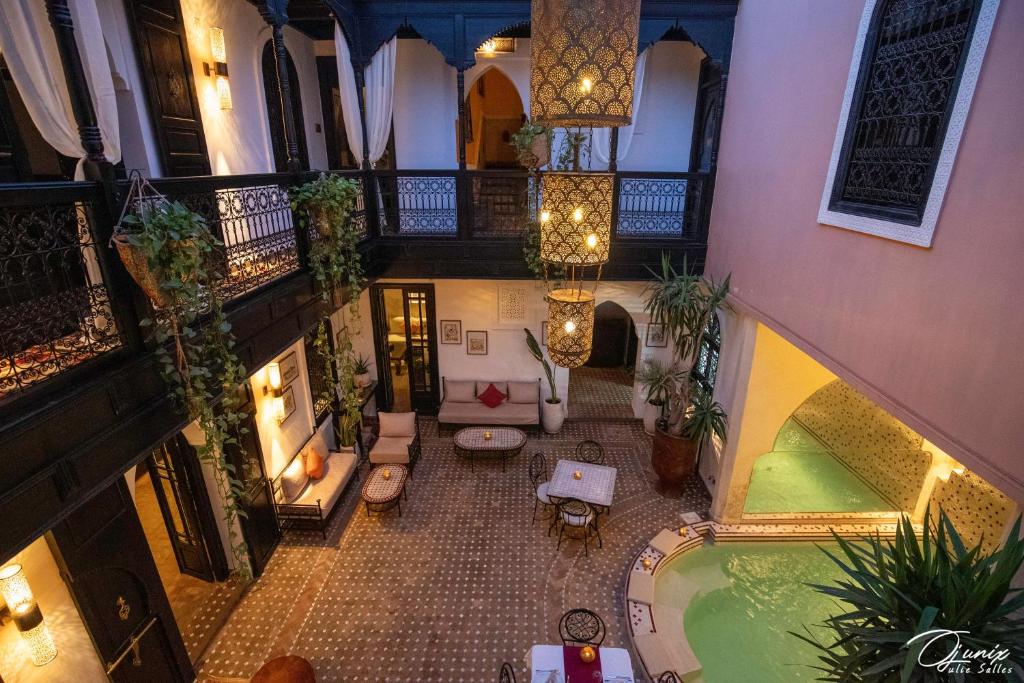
[334,24,364,167]
[363,38,396,167]
[0,0,120,179]
[592,47,648,166]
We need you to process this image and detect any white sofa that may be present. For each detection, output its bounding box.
[437,378,541,430]
[273,429,359,538]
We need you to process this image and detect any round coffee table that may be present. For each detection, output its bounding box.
[251,655,315,682]
[453,427,527,472]
[362,464,408,517]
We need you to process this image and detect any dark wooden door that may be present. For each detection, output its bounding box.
[262,41,308,172]
[125,0,211,176]
[48,479,193,682]
[0,60,30,182]
[145,435,228,582]
[689,58,723,173]
[370,284,440,414]
[224,387,280,577]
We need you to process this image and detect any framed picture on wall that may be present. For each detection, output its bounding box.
[466,330,488,355]
[440,320,462,344]
[541,321,548,346]
[280,385,297,423]
[279,351,300,386]
[646,323,668,348]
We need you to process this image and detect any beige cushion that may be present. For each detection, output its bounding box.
[438,400,539,425]
[279,457,309,503]
[508,381,539,404]
[295,451,357,512]
[369,436,413,464]
[379,411,416,437]
[627,571,656,605]
[307,430,330,461]
[651,529,685,556]
[476,381,508,397]
[444,379,476,403]
[634,633,682,680]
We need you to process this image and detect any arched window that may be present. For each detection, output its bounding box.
[691,313,720,397]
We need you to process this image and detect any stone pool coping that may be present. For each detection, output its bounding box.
[623,519,908,681]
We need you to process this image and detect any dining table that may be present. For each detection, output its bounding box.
[546,459,618,508]
[527,644,635,683]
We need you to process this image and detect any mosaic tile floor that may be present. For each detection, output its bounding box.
[198,418,710,682]
[568,366,636,420]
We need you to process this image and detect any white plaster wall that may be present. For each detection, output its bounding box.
[393,40,458,169]
[616,41,703,172]
[249,339,317,480]
[179,0,327,174]
[0,537,107,682]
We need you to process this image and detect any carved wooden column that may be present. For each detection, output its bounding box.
[352,61,371,170]
[45,0,106,180]
[456,69,467,171]
[263,16,302,173]
[608,128,619,172]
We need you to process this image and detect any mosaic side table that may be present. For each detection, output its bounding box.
[362,464,408,517]
[453,426,527,472]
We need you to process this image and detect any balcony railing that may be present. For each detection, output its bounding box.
[0,168,710,405]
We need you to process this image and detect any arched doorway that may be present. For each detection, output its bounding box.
[568,301,639,419]
[464,68,524,169]
[261,41,309,172]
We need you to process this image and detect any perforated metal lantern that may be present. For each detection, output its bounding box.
[546,288,595,368]
[540,173,612,267]
[530,0,641,127]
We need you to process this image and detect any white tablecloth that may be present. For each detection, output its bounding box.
[527,644,634,683]
[547,460,618,507]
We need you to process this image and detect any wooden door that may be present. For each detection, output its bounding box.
[0,59,30,182]
[125,0,211,176]
[48,479,193,682]
[689,58,723,173]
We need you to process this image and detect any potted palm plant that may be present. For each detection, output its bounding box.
[524,328,564,434]
[635,359,683,435]
[353,354,373,388]
[643,254,730,489]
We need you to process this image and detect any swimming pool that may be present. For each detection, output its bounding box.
[653,541,844,682]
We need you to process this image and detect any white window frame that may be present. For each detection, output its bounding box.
[818,0,1001,247]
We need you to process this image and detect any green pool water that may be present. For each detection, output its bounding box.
[744,419,891,513]
[659,542,844,683]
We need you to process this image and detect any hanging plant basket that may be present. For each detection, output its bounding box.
[112,233,172,308]
[528,135,551,168]
[309,207,336,239]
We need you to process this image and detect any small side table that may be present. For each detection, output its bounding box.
[251,655,316,683]
[362,464,408,517]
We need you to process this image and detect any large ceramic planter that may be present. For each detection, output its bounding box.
[642,400,663,435]
[542,399,565,434]
[651,427,699,490]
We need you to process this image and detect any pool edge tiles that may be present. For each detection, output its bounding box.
[624,521,911,682]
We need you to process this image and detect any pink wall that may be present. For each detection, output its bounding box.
[705,0,1024,502]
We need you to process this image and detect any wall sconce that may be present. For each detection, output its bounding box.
[265,362,285,424]
[0,564,57,666]
[204,27,232,110]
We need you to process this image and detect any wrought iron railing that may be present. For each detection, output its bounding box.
[0,182,123,398]
[0,167,711,403]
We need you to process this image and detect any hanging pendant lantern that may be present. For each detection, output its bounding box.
[530,0,642,128]
[546,288,596,368]
[540,173,613,267]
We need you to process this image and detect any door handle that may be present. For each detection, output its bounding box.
[105,615,157,674]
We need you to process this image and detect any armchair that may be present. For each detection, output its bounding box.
[368,411,422,473]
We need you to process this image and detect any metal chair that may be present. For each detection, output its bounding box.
[555,498,602,557]
[657,673,681,682]
[558,608,606,647]
[575,440,604,465]
[528,452,554,528]
[499,662,516,683]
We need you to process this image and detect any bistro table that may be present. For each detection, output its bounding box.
[361,464,408,517]
[526,644,634,683]
[547,459,617,509]
[453,426,527,471]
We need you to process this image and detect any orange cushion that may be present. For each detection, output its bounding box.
[305,450,325,479]
[478,382,506,409]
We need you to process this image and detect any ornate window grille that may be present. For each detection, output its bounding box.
[304,324,333,425]
[819,0,997,246]
[690,314,721,398]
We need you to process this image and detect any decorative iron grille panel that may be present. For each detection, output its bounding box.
[616,177,690,238]
[691,313,721,397]
[151,180,299,301]
[470,174,530,237]
[304,324,333,423]
[378,175,457,235]
[829,0,982,223]
[0,185,121,398]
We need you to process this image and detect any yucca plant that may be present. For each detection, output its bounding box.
[792,509,1024,682]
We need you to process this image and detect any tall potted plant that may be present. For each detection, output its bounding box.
[635,359,684,435]
[524,328,563,434]
[643,254,730,488]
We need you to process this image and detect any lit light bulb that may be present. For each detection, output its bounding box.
[540,210,551,223]
[580,77,593,94]
[216,76,232,110]
[572,207,584,222]
[564,320,576,334]
[585,233,598,249]
[480,39,496,55]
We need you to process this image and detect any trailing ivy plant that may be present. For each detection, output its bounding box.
[116,200,251,578]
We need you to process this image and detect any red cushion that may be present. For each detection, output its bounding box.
[477,383,506,409]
